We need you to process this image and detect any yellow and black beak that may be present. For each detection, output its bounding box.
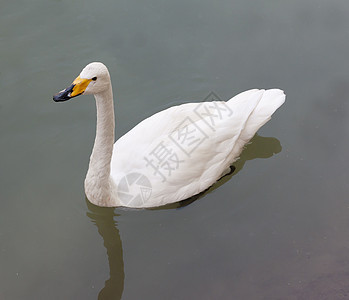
[53,76,92,102]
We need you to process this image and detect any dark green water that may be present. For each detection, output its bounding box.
[1,0,349,299]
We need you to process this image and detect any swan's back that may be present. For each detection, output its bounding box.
[111,89,285,207]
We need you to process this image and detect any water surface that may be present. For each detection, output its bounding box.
[1,0,349,299]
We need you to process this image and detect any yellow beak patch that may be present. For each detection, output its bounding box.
[70,76,92,97]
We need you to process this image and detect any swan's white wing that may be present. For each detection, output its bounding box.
[111,89,285,208]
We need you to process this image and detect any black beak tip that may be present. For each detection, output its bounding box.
[53,94,62,102]
[53,84,75,102]
[53,94,69,102]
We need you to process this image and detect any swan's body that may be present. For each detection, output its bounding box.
[54,62,285,208]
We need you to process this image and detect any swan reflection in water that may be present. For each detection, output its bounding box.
[86,134,282,299]
[86,202,124,300]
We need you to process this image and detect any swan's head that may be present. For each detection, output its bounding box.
[53,62,110,102]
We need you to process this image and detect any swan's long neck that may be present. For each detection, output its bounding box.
[85,84,119,206]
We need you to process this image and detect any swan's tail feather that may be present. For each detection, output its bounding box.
[246,89,285,136]
[223,89,285,165]
[229,88,285,143]
[250,89,285,123]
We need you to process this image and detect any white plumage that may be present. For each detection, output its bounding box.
[54,62,285,208]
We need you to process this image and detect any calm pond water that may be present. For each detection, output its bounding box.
[1,0,349,299]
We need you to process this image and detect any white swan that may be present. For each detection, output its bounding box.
[53,62,285,208]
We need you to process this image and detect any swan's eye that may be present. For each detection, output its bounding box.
[92,77,97,81]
